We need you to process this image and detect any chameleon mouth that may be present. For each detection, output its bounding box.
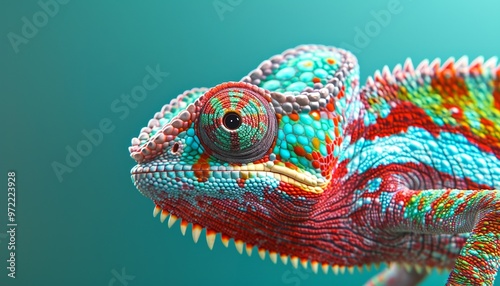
[232,162,328,194]
[150,204,441,276]
[130,162,328,194]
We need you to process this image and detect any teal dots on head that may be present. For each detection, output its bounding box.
[197,82,277,164]
[178,127,204,164]
[292,124,304,136]
[260,50,341,93]
[275,67,296,80]
[272,112,337,175]
[287,82,307,92]
[297,59,315,72]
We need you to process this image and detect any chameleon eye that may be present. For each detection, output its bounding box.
[197,82,277,163]
[222,112,241,130]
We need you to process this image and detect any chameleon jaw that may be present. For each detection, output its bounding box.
[150,204,442,276]
[130,162,328,195]
[131,164,450,278]
[231,162,328,194]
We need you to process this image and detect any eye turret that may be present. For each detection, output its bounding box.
[197,82,277,163]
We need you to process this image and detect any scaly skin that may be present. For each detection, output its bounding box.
[129,45,500,285]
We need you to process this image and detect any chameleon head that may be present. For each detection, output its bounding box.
[130,45,360,263]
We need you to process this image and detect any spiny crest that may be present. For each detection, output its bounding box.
[360,54,500,152]
[365,56,499,89]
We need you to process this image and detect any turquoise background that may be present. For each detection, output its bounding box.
[1,0,500,285]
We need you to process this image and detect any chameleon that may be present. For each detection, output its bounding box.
[129,45,500,285]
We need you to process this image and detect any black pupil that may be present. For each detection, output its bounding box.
[223,112,241,130]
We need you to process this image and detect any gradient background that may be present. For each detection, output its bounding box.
[2,0,500,285]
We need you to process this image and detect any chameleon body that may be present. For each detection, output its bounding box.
[129,45,500,285]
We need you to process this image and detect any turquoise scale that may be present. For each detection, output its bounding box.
[260,50,342,93]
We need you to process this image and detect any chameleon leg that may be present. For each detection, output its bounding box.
[374,189,500,285]
[447,209,500,285]
[364,263,427,286]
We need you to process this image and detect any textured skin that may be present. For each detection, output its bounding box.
[129,45,500,285]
